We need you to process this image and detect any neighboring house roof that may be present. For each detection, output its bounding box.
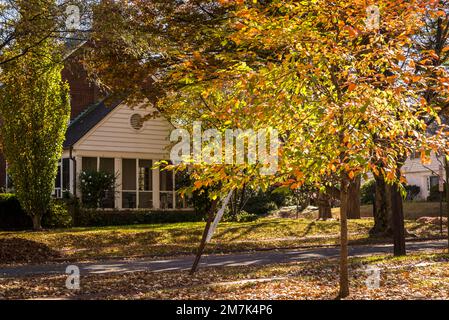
[63,99,123,148]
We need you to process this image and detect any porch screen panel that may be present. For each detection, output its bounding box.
[100,158,115,208]
[160,163,174,209]
[100,158,115,174]
[82,157,97,172]
[175,171,190,209]
[122,159,137,208]
[54,162,62,198]
[138,160,152,208]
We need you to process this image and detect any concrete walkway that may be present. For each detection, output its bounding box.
[0,240,446,278]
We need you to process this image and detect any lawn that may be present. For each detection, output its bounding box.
[0,217,445,265]
[1,250,448,299]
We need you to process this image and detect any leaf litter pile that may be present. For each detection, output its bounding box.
[0,238,61,265]
[1,251,448,300]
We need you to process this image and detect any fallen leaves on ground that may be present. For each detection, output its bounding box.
[0,218,443,264]
[1,251,448,300]
[0,238,61,265]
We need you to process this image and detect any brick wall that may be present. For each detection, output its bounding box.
[62,58,102,120]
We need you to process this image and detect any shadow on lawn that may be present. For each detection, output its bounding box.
[214,220,318,242]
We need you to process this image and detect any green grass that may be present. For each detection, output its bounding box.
[0,217,444,264]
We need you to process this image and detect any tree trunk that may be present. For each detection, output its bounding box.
[317,192,332,220]
[445,156,449,251]
[230,192,237,220]
[31,214,43,231]
[190,200,218,274]
[338,177,350,298]
[391,181,406,256]
[347,176,361,219]
[370,176,391,236]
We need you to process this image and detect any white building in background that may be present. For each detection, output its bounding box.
[55,99,190,210]
[402,151,444,200]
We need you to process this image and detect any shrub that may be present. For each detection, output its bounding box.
[269,190,294,207]
[244,199,276,215]
[174,171,212,214]
[191,188,213,215]
[42,200,73,229]
[223,210,258,223]
[361,179,376,205]
[243,189,279,215]
[79,170,116,208]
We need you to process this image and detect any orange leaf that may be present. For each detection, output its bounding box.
[348,83,357,92]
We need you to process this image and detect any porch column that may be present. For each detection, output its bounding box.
[115,158,122,209]
[69,158,74,195]
[152,164,160,209]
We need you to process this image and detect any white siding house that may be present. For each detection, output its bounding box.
[55,99,190,210]
[402,152,443,200]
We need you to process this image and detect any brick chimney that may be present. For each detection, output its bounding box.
[62,57,102,120]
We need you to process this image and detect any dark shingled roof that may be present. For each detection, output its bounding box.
[63,99,123,148]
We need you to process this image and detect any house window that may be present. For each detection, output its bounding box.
[62,158,70,192]
[160,163,174,209]
[53,161,62,198]
[410,151,420,160]
[54,158,71,198]
[138,160,153,208]
[6,173,13,190]
[428,176,439,191]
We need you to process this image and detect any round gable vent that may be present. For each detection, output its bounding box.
[130,114,144,130]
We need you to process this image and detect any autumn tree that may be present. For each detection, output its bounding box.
[157,0,445,298]
[0,0,93,66]
[80,0,233,104]
[412,1,449,248]
[0,0,71,230]
[66,0,447,298]
[370,1,449,242]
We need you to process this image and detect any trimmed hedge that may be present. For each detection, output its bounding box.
[74,209,205,227]
[0,193,204,229]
